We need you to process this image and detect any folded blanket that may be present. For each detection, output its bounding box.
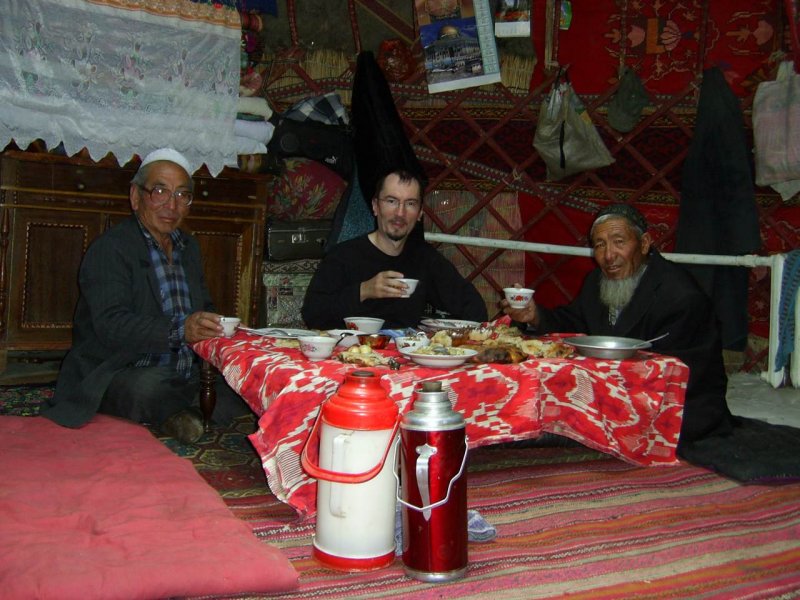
[234,135,268,155]
[679,416,800,483]
[238,96,273,120]
[234,119,274,144]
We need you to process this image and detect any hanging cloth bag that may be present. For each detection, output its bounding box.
[753,60,800,200]
[533,70,614,181]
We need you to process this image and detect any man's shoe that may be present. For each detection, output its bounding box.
[161,407,205,444]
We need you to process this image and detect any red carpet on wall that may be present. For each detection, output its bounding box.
[536,0,781,96]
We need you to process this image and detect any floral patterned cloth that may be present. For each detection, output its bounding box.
[0,0,241,175]
[194,326,689,518]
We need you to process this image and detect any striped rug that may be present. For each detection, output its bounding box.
[221,445,800,599]
[3,387,797,597]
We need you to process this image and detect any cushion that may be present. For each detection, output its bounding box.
[0,415,298,599]
[267,157,346,220]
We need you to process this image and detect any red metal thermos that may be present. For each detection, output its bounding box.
[397,381,469,582]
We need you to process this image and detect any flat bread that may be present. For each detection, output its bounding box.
[427,326,574,363]
[337,344,399,369]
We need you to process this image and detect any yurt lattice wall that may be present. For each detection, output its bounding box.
[253,0,799,372]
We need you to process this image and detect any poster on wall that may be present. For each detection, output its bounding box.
[416,0,502,94]
[494,0,531,38]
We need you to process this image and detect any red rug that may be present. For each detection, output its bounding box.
[221,445,800,599]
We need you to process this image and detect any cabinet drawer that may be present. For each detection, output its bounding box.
[193,176,258,204]
[2,157,134,197]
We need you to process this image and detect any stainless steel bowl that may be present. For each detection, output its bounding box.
[563,335,651,360]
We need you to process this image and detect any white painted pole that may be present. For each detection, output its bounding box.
[425,232,793,388]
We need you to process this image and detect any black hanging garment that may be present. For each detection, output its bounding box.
[675,67,762,351]
[326,51,427,250]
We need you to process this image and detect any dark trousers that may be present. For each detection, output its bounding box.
[99,365,248,428]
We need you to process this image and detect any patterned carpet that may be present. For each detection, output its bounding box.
[3,385,800,598]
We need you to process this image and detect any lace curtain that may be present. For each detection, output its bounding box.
[0,0,242,176]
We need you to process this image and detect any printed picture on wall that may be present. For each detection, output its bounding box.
[416,0,501,94]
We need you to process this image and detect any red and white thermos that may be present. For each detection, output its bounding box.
[397,381,469,582]
[301,370,400,571]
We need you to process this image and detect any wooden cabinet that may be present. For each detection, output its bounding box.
[0,150,268,380]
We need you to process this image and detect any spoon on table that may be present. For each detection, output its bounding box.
[632,332,670,348]
[336,331,359,344]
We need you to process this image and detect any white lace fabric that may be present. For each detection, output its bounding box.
[0,0,242,176]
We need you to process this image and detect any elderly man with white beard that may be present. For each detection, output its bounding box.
[502,203,733,450]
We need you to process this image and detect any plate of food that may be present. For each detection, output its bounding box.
[419,318,482,331]
[563,336,650,360]
[238,326,319,339]
[405,346,478,368]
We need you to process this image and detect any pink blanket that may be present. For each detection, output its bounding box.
[0,415,298,599]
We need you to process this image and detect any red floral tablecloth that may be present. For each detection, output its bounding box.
[193,331,688,519]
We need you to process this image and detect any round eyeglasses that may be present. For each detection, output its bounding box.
[139,185,194,207]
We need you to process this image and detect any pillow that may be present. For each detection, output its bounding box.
[0,415,298,599]
[268,157,347,220]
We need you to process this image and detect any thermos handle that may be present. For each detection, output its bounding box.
[395,435,469,514]
[301,407,401,484]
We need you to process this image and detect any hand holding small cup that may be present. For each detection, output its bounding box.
[220,317,241,337]
[503,286,535,309]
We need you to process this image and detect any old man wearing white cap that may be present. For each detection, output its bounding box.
[43,148,242,443]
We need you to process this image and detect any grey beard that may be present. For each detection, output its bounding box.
[599,266,647,313]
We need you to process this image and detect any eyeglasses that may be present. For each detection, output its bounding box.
[378,196,421,211]
[139,185,193,207]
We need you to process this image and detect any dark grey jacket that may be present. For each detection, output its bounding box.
[42,215,214,428]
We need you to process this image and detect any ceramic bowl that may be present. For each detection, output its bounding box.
[220,317,241,337]
[344,316,385,334]
[395,335,429,355]
[298,335,337,361]
[503,287,535,309]
[405,348,478,368]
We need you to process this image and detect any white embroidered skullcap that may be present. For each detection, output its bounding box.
[139,148,192,176]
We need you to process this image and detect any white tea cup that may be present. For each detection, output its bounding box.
[395,278,419,298]
[220,317,241,337]
[503,287,535,309]
[299,336,337,361]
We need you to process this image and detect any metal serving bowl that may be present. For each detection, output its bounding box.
[563,335,651,360]
[357,333,392,350]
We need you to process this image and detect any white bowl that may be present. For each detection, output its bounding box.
[395,278,419,298]
[220,317,241,337]
[395,335,429,355]
[405,348,478,368]
[503,287,535,309]
[344,316,384,334]
[326,329,365,347]
[298,336,337,361]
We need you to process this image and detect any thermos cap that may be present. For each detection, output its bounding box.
[323,370,399,430]
[402,381,465,431]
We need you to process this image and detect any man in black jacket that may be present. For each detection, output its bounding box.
[302,168,487,329]
[502,203,732,447]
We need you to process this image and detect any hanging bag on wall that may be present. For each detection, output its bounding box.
[533,69,614,181]
[753,60,800,200]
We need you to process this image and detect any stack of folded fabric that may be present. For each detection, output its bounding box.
[235,95,275,162]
